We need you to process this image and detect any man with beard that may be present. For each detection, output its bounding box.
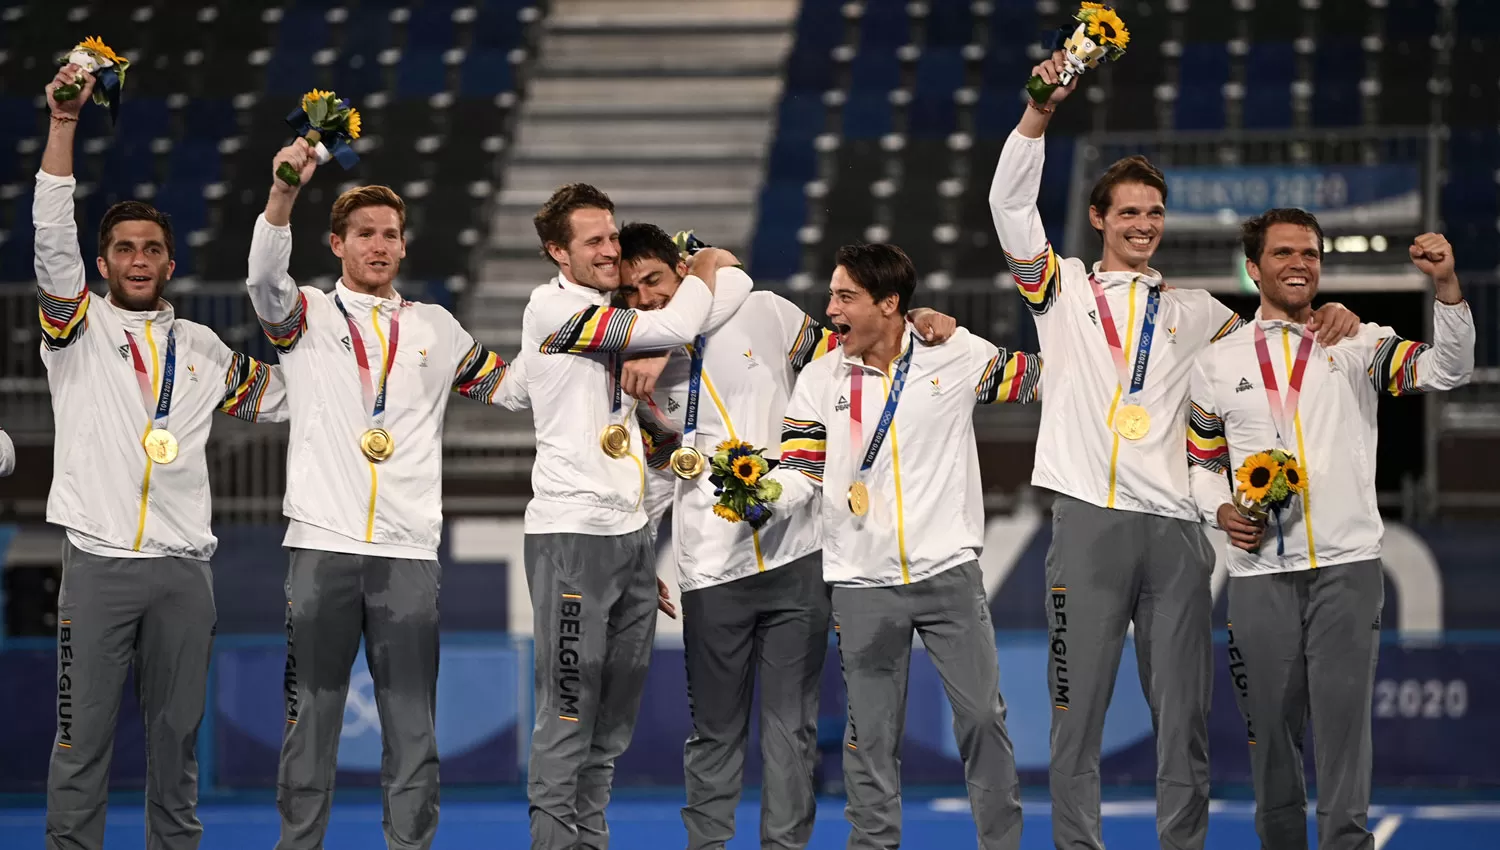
[989,51,1362,850]
[615,225,955,850]
[519,185,756,850]
[1189,210,1472,850]
[246,140,530,850]
[760,243,1040,850]
[35,65,287,850]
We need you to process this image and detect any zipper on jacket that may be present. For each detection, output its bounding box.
[1105,280,1139,509]
[1281,330,1318,567]
[131,319,159,551]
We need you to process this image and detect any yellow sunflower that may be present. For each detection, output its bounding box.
[1080,2,1105,11]
[301,89,334,113]
[1280,456,1306,493]
[78,36,123,64]
[345,107,362,139]
[716,438,749,454]
[1086,9,1130,49]
[713,504,741,522]
[1235,452,1279,503]
[732,456,761,486]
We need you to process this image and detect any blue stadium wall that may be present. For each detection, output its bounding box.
[2,517,1499,795]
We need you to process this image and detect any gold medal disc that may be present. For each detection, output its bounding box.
[142,429,179,465]
[600,424,630,458]
[360,428,396,463]
[670,447,705,480]
[847,481,870,517]
[1113,404,1151,441]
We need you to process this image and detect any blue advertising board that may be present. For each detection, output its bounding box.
[1161,165,1422,232]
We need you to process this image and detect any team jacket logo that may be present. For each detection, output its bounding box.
[1236,377,1254,393]
[930,377,943,395]
[187,363,199,382]
[1166,326,1178,344]
[835,395,850,412]
[418,348,428,368]
[743,349,758,369]
[1050,586,1069,708]
[666,397,680,413]
[557,592,584,721]
[57,619,75,746]
[117,344,130,360]
[341,336,352,352]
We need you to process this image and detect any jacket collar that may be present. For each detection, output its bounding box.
[334,278,403,312]
[555,272,611,307]
[102,293,175,333]
[1090,262,1164,290]
[839,326,916,376]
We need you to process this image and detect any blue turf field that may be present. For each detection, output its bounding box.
[1,796,1496,848]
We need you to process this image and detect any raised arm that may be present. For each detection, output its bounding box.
[35,67,96,351]
[1368,234,1474,396]
[989,52,1074,317]
[248,142,319,352]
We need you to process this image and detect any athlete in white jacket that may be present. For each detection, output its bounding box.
[1188,210,1473,850]
[36,66,287,850]
[247,140,528,850]
[990,52,1361,850]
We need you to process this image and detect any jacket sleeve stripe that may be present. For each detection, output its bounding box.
[453,343,508,403]
[38,288,90,349]
[779,417,826,482]
[1004,244,1060,315]
[788,315,839,372]
[1211,314,1247,342]
[259,290,308,352]
[975,349,1042,404]
[219,353,273,421]
[1187,402,1228,472]
[539,305,638,354]
[1369,336,1430,396]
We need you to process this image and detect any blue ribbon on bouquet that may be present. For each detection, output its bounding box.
[284,103,360,170]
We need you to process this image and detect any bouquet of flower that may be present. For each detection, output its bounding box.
[673,229,710,259]
[1233,449,1306,555]
[1026,3,1130,106]
[277,89,363,187]
[708,439,783,530]
[52,37,130,121]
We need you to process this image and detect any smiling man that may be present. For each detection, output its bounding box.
[34,66,287,850]
[518,187,756,850]
[616,225,955,850]
[1188,210,1473,850]
[990,52,1362,850]
[246,140,529,850]
[761,243,1039,850]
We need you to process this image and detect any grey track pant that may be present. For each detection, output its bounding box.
[680,553,831,850]
[1227,560,1384,850]
[525,528,658,850]
[275,550,442,850]
[1045,495,1214,850]
[833,561,1022,850]
[46,541,217,850]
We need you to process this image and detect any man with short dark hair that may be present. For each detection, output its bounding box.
[1189,211,1473,850]
[247,139,530,850]
[990,52,1363,850]
[519,186,753,850]
[35,64,287,850]
[762,243,1039,850]
[616,224,955,850]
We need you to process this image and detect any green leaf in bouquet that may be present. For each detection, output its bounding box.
[757,478,782,501]
[308,96,329,127]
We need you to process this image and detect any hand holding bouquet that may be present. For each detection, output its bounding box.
[1232,450,1306,555]
[277,89,362,188]
[708,440,783,530]
[1026,3,1130,106]
[52,37,129,122]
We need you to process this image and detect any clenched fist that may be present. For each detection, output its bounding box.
[46,64,94,119]
[271,138,318,191]
[1409,232,1463,305]
[1029,49,1078,106]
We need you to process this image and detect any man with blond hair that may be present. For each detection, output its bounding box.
[246,139,529,850]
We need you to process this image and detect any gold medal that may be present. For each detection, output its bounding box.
[142,429,178,465]
[600,424,630,458]
[669,447,705,479]
[360,428,395,463]
[1114,404,1151,441]
[847,481,870,517]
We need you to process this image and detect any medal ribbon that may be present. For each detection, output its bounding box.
[1088,274,1160,405]
[849,337,915,484]
[682,335,707,446]
[124,328,176,432]
[1252,324,1317,446]
[335,295,402,428]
